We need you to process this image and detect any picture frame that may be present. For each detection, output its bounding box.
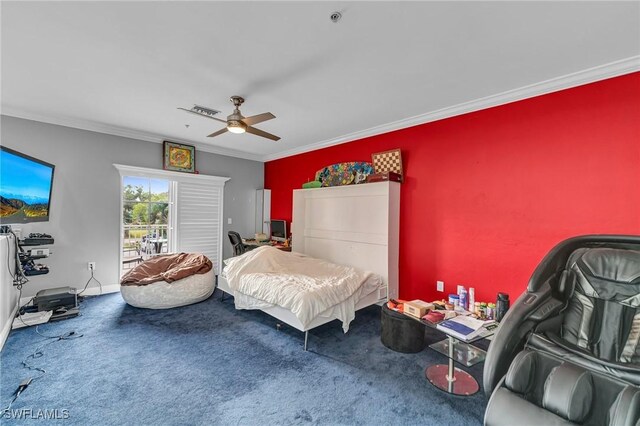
[163,141,196,173]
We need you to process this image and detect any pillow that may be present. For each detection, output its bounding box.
[542,362,593,423]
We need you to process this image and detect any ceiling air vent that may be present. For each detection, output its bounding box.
[178,104,221,118]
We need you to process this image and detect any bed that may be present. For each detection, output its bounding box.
[219,181,400,349]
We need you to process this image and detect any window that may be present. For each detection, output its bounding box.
[115,164,229,277]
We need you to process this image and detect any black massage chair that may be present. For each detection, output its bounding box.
[484,235,640,426]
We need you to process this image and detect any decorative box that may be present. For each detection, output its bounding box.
[366,171,403,183]
[404,300,434,319]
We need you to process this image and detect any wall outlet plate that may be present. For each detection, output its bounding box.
[437,280,444,292]
[88,262,96,271]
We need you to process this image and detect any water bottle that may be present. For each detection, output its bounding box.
[459,288,468,311]
[496,293,510,322]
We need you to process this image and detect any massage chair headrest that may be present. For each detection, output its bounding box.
[567,248,640,304]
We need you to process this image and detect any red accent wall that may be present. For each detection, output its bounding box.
[265,73,640,304]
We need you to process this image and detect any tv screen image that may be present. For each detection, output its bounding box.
[0,147,55,224]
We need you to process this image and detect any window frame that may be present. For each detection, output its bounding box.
[114,164,229,279]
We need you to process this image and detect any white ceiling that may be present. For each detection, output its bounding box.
[2,1,639,161]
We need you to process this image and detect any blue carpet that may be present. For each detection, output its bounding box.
[1,291,488,425]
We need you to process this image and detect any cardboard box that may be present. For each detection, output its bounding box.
[404,300,434,318]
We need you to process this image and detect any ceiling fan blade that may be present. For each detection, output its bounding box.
[241,112,275,126]
[178,107,227,124]
[207,128,229,138]
[246,126,280,141]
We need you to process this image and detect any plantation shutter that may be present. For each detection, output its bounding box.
[176,181,225,275]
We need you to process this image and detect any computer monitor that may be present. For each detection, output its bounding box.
[270,220,287,242]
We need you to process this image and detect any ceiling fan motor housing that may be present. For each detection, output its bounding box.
[228,95,245,121]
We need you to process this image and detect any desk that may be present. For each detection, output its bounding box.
[243,239,271,247]
[146,238,167,254]
[243,239,292,252]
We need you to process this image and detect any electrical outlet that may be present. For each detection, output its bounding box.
[436,280,444,292]
[88,262,96,271]
[227,218,232,225]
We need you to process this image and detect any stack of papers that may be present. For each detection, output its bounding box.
[436,315,497,341]
[12,310,53,329]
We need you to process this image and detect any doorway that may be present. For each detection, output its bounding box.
[121,176,174,275]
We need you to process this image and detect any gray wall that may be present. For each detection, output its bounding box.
[1,116,264,297]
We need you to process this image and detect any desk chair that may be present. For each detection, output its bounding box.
[228,231,247,256]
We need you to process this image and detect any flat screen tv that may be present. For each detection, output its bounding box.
[0,146,55,224]
[270,220,287,242]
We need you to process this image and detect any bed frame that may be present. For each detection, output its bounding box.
[218,181,400,349]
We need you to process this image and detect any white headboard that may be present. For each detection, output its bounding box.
[291,181,400,299]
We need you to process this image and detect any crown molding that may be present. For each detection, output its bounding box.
[2,56,638,164]
[262,55,640,162]
[0,108,264,162]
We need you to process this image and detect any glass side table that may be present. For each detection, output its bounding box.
[424,333,491,396]
[390,308,496,396]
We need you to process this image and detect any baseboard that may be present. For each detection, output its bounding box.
[0,303,19,352]
[80,284,120,297]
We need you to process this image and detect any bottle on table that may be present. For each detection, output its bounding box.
[496,293,510,322]
[487,303,495,320]
[474,302,482,317]
[459,288,468,311]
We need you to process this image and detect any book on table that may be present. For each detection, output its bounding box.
[436,315,497,341]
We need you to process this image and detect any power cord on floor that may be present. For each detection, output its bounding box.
[1,323,83,416]
[1,378,32,416]
[78,264,102,296]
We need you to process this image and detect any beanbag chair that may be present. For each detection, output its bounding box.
[120,253,215,309]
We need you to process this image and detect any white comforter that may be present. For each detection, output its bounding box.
[223,246,381,332]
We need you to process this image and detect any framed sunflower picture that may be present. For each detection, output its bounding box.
[163,141,196,173]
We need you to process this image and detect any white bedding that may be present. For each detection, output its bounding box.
[223,246,381,332]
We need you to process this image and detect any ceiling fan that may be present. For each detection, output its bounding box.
[179,96,280,141]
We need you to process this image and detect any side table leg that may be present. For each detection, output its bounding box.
[425,335,480,396]
[446,335,456,392]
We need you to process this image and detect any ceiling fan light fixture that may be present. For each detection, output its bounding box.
[227,120,246,134]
